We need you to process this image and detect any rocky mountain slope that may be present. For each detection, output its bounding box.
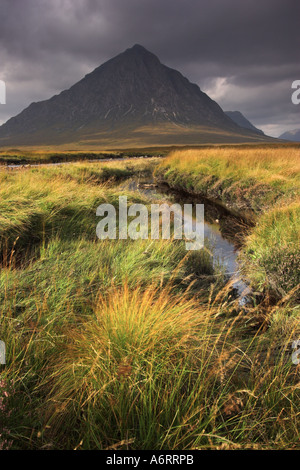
[279,128,300,142]
[225,111,264,135]
[0,45,274,147]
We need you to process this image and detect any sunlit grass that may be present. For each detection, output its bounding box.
[158,146,300,186]
[241,202,300,298]
[0,156,299,450]
[156,146,300,299]
[156,146,300,212]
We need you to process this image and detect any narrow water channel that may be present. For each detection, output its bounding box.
[121,177,252,303]
[4,159,252,303]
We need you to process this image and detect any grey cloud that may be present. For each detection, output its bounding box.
[0,0,299,136]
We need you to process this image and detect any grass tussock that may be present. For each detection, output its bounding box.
[155,146,300,213]
[1,156,299,450]
[2,280,299,450]
[0,159,158,261]
[242,202,300,299]
[155,146,300,300]
[40,285,300,450]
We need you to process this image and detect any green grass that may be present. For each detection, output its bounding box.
[0,157,299,450]
[155,146,300,212]
[241,202,300,299]
[156,146,300,300]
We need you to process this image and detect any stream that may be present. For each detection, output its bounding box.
[121,177,252,304]
[4,157,253,304]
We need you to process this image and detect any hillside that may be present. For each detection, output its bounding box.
[225,111,264,135]
[0,45,275,147]
[279,129,300,142]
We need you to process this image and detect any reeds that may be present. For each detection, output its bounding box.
[0,157,299,449]
[156,146,300,300]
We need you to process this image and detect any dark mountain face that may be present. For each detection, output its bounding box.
[0,45,271,146]
[225,111,264,135]
[279,129,300,142]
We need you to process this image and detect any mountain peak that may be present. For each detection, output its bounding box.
[131,44,148,52]
[123,44,160,62]
[0,45,272,146]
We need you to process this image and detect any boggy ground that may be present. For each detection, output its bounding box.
[155,145,300,302]
[0,156,299,450]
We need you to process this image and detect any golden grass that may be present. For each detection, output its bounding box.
[161,146,300,187]
[1,155,299,449]
[156,145,300,299]
[23,282,300,449]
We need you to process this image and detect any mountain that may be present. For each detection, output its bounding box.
[225,111,264,135]
[279,129,300,142]
[0,44,274,147]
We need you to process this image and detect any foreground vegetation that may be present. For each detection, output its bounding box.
[156,146,300,300]
[0,155,299,450]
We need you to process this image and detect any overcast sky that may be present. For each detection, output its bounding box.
[0,0,299,136]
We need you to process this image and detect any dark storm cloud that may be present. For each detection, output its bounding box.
[0,0,299,136]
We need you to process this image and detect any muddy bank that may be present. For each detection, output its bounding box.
[154,175,258,225]
[122,178,254,303]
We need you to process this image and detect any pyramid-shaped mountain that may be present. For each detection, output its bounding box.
[0,45,273,147]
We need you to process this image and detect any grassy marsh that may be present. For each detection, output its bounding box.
[156,146,300,300]
[0,155,299,450]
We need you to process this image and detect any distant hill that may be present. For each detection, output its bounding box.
[0,44,275,147]
[279,129,300,142]
[225,111,264,135]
